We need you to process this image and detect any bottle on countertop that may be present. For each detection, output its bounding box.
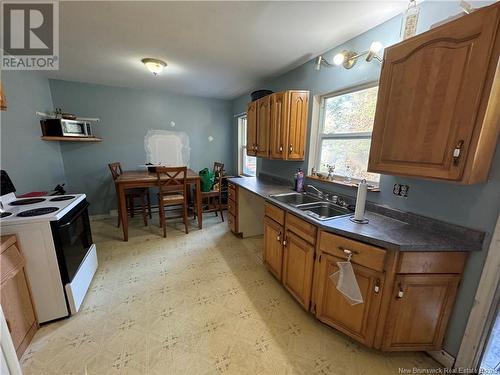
[294,169,305,192]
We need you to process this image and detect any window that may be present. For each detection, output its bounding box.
[315,84,380,184]
[238,115,256,177]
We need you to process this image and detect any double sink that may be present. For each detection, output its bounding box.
[269,192,352,221]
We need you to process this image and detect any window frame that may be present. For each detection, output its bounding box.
[237,115,256,177]
[314,81,380,185]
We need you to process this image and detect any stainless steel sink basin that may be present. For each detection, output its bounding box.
[297,202,351,221]
[269,192,321,206]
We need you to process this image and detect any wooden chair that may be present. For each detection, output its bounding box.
[108,162,151,227]
[194,162,224,222]
[156,166,189,237]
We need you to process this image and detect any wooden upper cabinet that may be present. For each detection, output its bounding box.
[369,2,500,183]
[246,101,257,156]
[286,91,309,160]
[0,82,6,111]
[315,254,384,347]
[282,230,315,309]
[256,96,270,157]
[263,217,284,280]
[269,92,288,159]
[382,274,460,351]
[246,90,310,161]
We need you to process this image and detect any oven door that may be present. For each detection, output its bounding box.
[51,200,93,284]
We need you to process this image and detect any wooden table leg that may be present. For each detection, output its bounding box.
[117,183,129,241]
[195,180,202,229]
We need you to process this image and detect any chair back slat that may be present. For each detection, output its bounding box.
[108,162,123,180]
[156,166,187,194]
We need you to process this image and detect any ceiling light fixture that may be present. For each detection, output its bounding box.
[314,41,383,71]
[141,58,167,76]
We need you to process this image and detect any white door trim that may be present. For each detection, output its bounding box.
[455,213,500,369]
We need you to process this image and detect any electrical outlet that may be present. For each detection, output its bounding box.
[393,184,410,197]
[399,184,409,197]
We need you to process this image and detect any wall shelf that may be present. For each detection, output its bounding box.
[41,136,102,142]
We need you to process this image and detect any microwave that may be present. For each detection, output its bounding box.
[41,119,94,137]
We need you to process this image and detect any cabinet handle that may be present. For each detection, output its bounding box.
[396,283,404,299]
[289,144,293,152]
[374,279,381,294]
[453,140,464,165]
[277,232,281,242]
[279,146,283,152]
[282,238,287,247]
[340,247,358,261]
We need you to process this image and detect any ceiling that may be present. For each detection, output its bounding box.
[47,1,408,99]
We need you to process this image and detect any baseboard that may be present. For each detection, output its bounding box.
[427,350,455,368]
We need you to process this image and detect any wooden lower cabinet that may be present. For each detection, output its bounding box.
[263,217,284,280]
[262,203,466,352]
[227,183,239,235]
[0,235,38,358]
[315,254,384,346]
[282,230,315,309]
[381,274,460,351]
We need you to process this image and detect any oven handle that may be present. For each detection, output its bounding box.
[58,202,89,228]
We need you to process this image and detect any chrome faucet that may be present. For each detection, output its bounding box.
[307,185,324,198]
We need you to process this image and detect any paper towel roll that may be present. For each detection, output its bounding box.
[354,180,367,221]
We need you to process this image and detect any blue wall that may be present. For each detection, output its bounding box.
[49,79,233,215]
[232,1,499,356]
[0,71,66,193]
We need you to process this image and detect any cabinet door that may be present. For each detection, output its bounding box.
[315,254,384,347]
[382,274,460,351]
[246,101,257,156]
[1,272,37,356]
[269,92,288,159]
[256,96,270,157]
[286,91,309,160]
[263,217,284,280]
[0,82,6,111]
[282,230,315,309]
[369,5,500,181]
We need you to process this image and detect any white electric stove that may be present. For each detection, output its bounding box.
[0,172,98,323]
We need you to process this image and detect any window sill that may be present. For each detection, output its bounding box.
[307,175,380,192]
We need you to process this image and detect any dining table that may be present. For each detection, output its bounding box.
[115,169,202,241]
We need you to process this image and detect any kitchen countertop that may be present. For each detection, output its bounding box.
[228,176,485,252]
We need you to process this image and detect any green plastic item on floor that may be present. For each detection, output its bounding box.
[199,168,215,192]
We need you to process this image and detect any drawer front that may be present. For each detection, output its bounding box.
[319,231,386,272]
[1,244,25,285]
[285,213,317,245]
[265,202,285,225]
[397,252,467,274]
[228,185,237,202]
[228,213,238,233]
[227,199,237,216]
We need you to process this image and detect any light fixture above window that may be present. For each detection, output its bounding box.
[314,41,383,71]
[141,58,167,76]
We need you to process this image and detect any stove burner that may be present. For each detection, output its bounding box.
[50,195,75,202]
[9,198,46,206]
[0,212,12,218]
[17,207,59,217]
